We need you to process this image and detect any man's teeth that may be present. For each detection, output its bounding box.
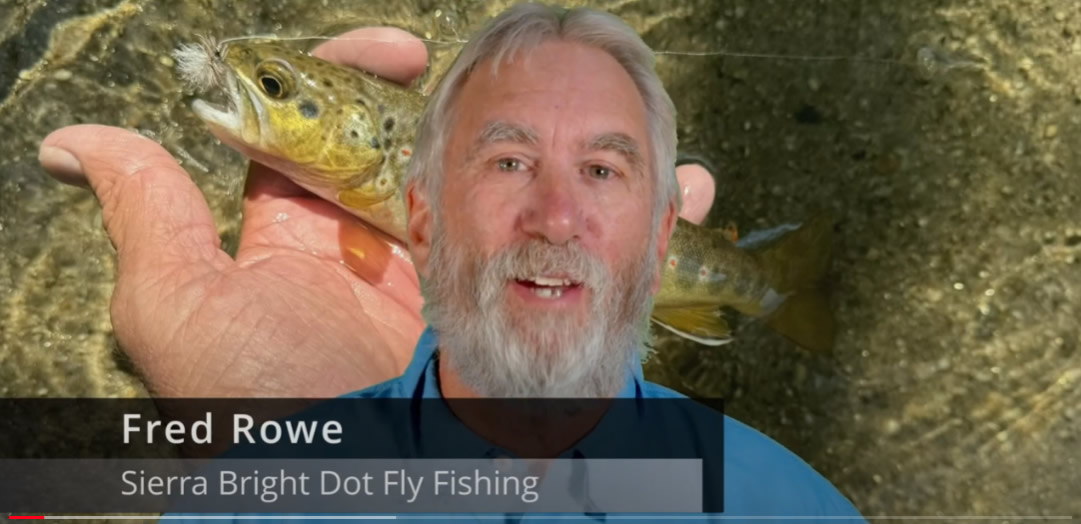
[531,287,564,299]
[531,277,573,286]
[522,277,576,299]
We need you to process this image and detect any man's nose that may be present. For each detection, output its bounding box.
[519,167,584,245]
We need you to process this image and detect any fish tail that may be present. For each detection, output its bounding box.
[747,214,836,352]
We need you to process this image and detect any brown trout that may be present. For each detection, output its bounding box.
[175,38,836,352]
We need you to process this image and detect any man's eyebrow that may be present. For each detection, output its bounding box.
[465,121,539,162]
[584,132,646,174]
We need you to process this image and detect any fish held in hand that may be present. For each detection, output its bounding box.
[177,38,836,352]
[174,36,422,243]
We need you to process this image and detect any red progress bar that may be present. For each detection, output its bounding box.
[9,517,44,520]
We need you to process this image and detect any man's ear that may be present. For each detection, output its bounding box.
[406,180,433,279]
[651,202,679,295]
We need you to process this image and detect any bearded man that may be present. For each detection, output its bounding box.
[342,3,864,519]
[39,1,865,519]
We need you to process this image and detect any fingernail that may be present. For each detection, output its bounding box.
[39,145,88,187]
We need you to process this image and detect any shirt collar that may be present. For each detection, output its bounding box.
[406,325,645,458]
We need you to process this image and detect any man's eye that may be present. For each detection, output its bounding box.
[588,165,614,179]
[497,158,522,171]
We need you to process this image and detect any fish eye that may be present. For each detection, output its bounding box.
[255,61,294,99]
[259,75,283,97]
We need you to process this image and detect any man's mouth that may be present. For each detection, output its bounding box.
[513,276,583,300]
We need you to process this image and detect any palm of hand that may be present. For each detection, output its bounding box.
[123,163,425,398]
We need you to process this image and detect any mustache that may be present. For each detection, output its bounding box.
[475,240,610,298]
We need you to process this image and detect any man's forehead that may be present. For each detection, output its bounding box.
[451,39,651,159]
[462,39,639,99]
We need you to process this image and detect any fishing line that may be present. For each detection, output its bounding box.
[201,33,930,69]
[191,30,991,83]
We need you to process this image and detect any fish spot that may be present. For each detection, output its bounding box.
[369,137,380,149]
[794,104,823,124]
[298,100,319,118]
[354,98,366,107]
[349,130,359,139]
[383,118,395,132]
[668,256,678,269]
[322,79,333,88]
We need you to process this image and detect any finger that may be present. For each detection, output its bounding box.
[675,163,717,225]
[238,165,421,291]
[238,162,359,255]
[237,172,425,316]
[311,27,429,86]
[243,161,313,202]
[238,160,367,254]
[39,125,227,273]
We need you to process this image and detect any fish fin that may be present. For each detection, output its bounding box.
[764,291,835,353]
[750,213,836,352]
[750,213,834,292]
[651,306,734,346]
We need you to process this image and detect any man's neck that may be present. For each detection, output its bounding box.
[436,349,613,458]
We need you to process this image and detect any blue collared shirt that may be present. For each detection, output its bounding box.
[170,326,866,523]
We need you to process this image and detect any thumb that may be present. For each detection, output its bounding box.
[39,124,228,274]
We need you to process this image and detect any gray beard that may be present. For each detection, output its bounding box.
[419,215,657,398]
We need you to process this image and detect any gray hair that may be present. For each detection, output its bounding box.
[405,2,681,229]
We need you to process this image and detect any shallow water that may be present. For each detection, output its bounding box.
[2,0,1079,517]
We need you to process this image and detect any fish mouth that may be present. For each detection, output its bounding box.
[191,69,262,145]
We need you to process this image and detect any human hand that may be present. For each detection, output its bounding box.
[37,28,717,399]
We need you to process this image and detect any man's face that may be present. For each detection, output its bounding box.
[411,39,670,397]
